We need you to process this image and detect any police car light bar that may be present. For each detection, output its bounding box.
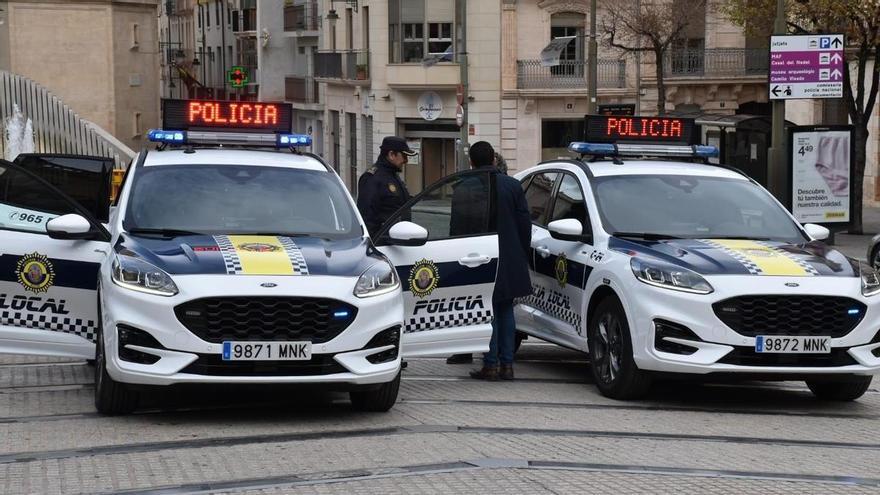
[568,142,719,159]
[148,129,312,148]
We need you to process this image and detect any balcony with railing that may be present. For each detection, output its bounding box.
[516,59,627,91]
[285,76,321,107]
[283,1,319,35]
[664,48,768,79]
[315,50,370,84]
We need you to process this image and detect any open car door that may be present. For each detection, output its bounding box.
[375,169,498,357]
[0,156,112,359]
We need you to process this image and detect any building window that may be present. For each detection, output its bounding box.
[198,5,203,28]
[215,1,220,27]
[402,23,424,62]
[389,0,455,63]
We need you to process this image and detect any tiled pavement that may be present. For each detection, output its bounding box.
[1,342,879,494]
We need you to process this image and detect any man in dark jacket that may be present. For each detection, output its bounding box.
[356,136,417,237]
[458,142,532,381]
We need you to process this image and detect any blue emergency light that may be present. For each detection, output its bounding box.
[148,129,186,144]
[568,142,719,159]
[277,134,313,147]
[147,129,312,148]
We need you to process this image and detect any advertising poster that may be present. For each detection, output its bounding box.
[790,126,852,223]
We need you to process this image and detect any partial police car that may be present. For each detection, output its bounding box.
[0,99,499,414]
[515,115,880,401]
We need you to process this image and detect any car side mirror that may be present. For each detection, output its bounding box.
[46,214,98,240]
[548,218,588,243]
[386,221,429,246]
[803,223,830,241]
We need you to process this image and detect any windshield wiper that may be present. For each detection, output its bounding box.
[706,235,772,241]
[128,228,204,238]
[611,232,683,240]
[244,232,312,238]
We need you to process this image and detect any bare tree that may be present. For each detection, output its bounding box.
[722,0,879,234]
[601,0,708,114]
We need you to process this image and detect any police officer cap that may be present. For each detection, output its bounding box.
[380,136,418,156]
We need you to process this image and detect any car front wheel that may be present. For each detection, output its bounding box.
[94,298,139,415]
[350,372,400,412]
[588,297,651,400]
[806,375,873,401]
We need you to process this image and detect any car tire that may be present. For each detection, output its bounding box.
[350,372,400,412]
[588,297,651,400]
[806,375,873,401]
[94,298,139,415]
[514,331,526,354]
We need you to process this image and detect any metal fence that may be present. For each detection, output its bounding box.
[0,71,135,168]
[517,59,627,90]
[315,50,370,81]
[665,48,768,78]
[283,1,319,31]
[285,76,320,104]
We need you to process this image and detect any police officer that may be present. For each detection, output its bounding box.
[357,136,418,237]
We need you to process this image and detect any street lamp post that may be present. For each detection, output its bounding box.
[767,0,787,201]
[458,0,469,170]
[587,0,598,115]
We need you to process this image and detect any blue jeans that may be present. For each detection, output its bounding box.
[483,299,515,367]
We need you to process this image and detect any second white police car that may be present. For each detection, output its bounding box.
[0,99,501,414]
[514,115,880,400]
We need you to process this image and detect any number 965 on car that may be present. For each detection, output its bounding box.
[222,341,312,361]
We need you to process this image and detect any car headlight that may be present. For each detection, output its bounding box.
[111,254,179,296]
[354,261,400,298]
[631,257,713,294]
[860,262,880,296]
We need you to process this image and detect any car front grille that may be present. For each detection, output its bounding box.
[717,347,858,367]
[175,297,357,343]
[179,353,347,376]
[713,295,865,338]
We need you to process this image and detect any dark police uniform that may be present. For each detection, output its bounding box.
[356,137,416,237]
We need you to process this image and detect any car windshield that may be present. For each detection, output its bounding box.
[593,174,806,244]
[124,165,361,238]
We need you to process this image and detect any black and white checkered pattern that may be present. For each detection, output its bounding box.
[705,240,763,275]
[405,310,493,334]
[762,242,821,276]
[214,235,242,275]
[1,310,97,342]
[279,237,310,275]
[518,293,584,336]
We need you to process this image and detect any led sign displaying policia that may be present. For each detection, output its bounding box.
[585,115,695,144]
[162,99,294,133]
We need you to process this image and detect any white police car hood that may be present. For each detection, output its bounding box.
[609,237,859,277]
[115,234,381,277]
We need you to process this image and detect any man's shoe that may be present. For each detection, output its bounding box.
[446,354,473,364]
[500,364,514,381]
[469,366,499,381]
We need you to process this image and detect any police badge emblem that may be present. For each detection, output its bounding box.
[16,253,56,294]
[408,259,439,298]
[555,254,568,288]
[388,183,398,193]
[238,243,280,252]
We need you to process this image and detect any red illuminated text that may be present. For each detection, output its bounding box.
[187,102,279,127]
[605,117,683,139]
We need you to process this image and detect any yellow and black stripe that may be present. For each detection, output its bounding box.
[214,235,309,275]
[704,239,819,277]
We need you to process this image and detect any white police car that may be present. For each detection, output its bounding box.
[0,99,500,414]
[514,115,880,401]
